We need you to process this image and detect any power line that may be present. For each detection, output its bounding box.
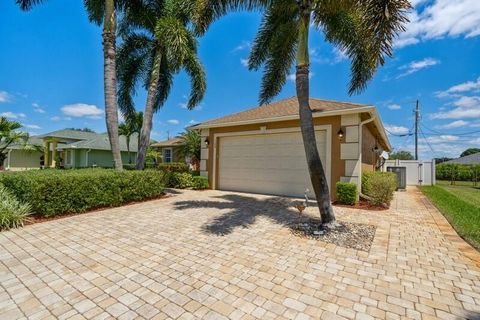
[419,126,437,157]
[421,124,480,136]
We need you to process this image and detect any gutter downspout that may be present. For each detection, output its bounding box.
[86,149,91,167]
[6,149,12,170]
[358,112,376,194]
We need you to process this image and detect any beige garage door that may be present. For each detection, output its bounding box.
[218,130,329,198]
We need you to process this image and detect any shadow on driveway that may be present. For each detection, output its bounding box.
[174,193,304,235]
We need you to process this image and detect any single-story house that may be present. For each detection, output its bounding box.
[443,152,480,165]
[192,97,391,199]
[150,137,185,163]
[2,129,138,170]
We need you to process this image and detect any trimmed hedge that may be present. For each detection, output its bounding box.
[157,162,190,173]
[192,176,209,190]
[0,185,31,230]
[336,182,357,205]
[0,169,167,217]
[168,172,194,189]
[362,171,397,206]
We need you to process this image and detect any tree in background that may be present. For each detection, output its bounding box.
[17,0,132,171]
[119,111,143,164]
[117,0,206,170]
[198,0,410,224]
[460,148,480,158]
[65,128,96,133]
[179,130,201,170]
[0,117,29,169]
[389,150,414,160]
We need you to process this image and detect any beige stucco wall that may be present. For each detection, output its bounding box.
[204,116,344,199]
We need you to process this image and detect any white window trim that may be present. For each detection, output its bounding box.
[212,125,332,190]
[163,147,173,163]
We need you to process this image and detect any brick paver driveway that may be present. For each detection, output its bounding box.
[1,188,479,319]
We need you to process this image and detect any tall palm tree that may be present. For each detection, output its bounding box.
[0,117,29,167]
[16,0,130,170]
[198,0,410,224]
[117,0,206,170]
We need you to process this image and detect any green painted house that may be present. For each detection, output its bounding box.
[2,129,138,170]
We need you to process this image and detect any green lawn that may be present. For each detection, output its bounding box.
[420,181,480,250]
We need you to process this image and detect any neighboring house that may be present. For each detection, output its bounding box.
[193,97,391,199]
[150,137,185,163]
[3,129,137,170]
[444,152,480,165]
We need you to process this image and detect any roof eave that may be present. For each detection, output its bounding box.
[193,106,376,130]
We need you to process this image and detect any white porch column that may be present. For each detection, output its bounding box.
[200,129,210,178]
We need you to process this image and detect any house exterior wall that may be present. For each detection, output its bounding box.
[5,150,42,170]
[155,146,184,163]
[361,123,379,172]
[204,115,345,199]
[64,149,136,168]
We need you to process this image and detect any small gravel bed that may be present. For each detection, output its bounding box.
[290,219,376,251]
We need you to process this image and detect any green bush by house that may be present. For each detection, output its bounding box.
[336,182,357,205]
[362,171,397,206]
[0,169,167,217]
[192,176,209,190]
[0,185,31,230]
[157,162,190,173]
[168,172,194,189]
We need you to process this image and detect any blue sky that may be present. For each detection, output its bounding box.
[1,0,479,158]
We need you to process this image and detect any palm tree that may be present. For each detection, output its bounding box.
[198,0,410,224]
[16,0,130,170]
[118,111,143,164]
[179,129,201,170]
[117,0,206,170]
[0,117,29,168]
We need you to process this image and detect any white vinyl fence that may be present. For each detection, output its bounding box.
[381,159,436,186]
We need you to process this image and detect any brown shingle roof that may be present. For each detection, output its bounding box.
[150,137,184,147]
[195,97,370,128]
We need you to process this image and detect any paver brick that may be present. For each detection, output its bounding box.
[0,188,478,319]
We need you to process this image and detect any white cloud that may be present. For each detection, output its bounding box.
[167,119,179,125]
[240,58,249,67]
[332,47,348,64]
[50,116,61,122]
[430,96,480,119]
[469,137,480,144]
[385,124,410,135]
[232,41,251,52]
[61,103,103,118]
[32,103,46,113]
[436,76,480,97]
[397,58,440,78]
[387,104,402,110]
[435,120,469,129]
[0,111,26,119]
[23,124,41,129]
[189,120,198,125]
[0,91,12,103]
[396,0,480,48]
[425,135,459,143]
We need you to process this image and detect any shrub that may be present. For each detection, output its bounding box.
[0,185,31,230]
[157,162,189,173]
[336,182,357,205]
[168,172,194,189]
[436,163,480,182]
[362,172,397,206]
[192,176,209,190]
[0,169,167,217]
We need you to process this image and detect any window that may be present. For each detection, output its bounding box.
[163,148,172,163]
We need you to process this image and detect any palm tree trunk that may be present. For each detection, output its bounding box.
[296,9,335,224]
[136,50,162,170]
[103,0,123,170]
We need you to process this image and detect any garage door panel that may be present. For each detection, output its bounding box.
[218,131,329,198]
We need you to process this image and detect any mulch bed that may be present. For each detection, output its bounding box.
[333,199,388,211]
[23,193,170,226]
[290,219,376,251]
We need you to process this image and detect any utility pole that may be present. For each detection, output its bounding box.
[415,99,419,160]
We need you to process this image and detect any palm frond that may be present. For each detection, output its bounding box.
[16,0,45,11]
[117,33,154,115]
[184,50,207,109]
[313,0,411,94]
[152,55,173,111]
